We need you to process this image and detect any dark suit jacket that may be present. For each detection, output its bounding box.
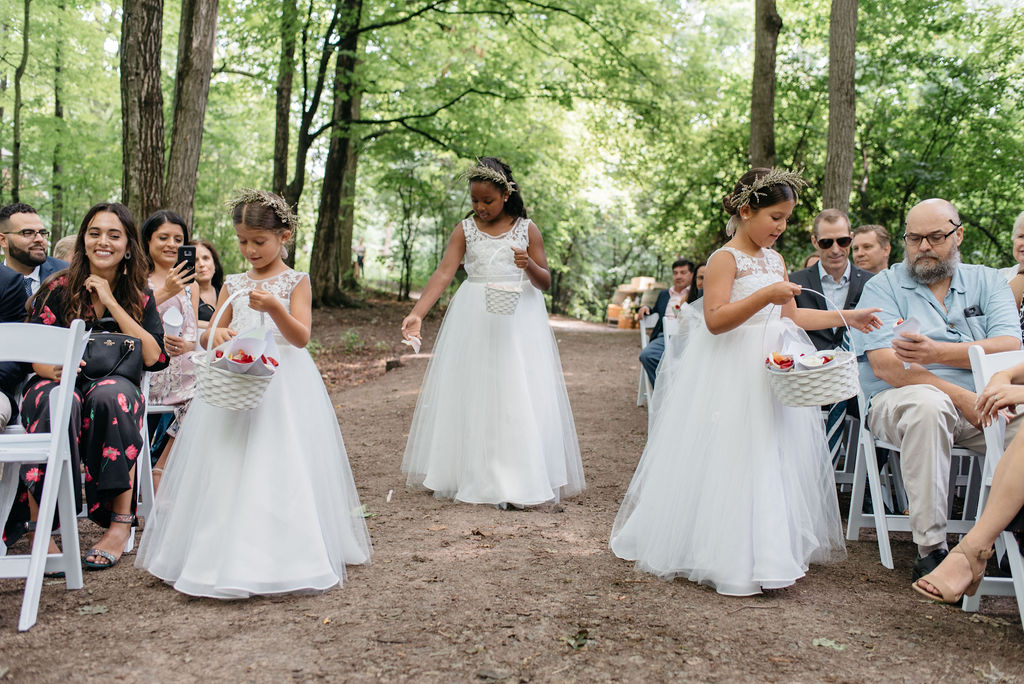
[647,289,672,340]
[38,256,68,285]
[0,264,30,416]
[789,263,874,351]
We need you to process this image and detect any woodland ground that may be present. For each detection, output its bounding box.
[1,293,1023,682]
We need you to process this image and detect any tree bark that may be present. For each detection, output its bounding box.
[822,0,858,213]
[121,0,165,224]
[52,0,65,240]
[309,0,362,307]
[164,0,219,227]
[12,0,31,202]
[273,0,298,198]
[749,0,781,169]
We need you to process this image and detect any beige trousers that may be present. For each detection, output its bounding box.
[866,384,1023,546]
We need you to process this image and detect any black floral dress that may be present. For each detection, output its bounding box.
[2,276,167,546]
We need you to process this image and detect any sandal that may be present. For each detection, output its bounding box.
[82,513,136,571]
[912,538,994,603]
[26,521,65,579]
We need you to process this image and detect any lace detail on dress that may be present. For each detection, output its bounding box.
[461,217,530,278]
[224,269,307,338]
[713,247,786,319]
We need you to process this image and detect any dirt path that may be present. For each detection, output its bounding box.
[1,302,1023,682]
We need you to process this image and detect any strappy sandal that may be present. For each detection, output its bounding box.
[912,538,994,603]
[82,513,136,571]
[26,521,65,579]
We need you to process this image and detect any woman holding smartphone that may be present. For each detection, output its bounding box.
[141,210,199,491]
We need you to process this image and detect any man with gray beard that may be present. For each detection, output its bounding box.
[851,199,1023,581]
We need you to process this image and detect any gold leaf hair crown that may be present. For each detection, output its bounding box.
[727,168,807,212]
[227,188,297,230]
[463,163,517,194]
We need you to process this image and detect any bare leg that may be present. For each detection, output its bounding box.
[26,492,61,555]
[83,470,135,567]
[152,436,174,493]
[916,428,1024,598]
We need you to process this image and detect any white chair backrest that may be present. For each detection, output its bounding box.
[968,345,1024,464]
[639,313,659,350]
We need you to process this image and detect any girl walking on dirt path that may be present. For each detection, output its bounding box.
[400,158,585,508]
[610,168,882,596]
[136,189,372,598]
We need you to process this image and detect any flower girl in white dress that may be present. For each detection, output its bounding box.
[400,158,585,507]
[610,169,881,596]
[137,190,371,598]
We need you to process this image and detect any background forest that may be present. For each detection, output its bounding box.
[1,0,1022,319]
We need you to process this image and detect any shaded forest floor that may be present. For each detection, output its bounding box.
[1,292,1023,682]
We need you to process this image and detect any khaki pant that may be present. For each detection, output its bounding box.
[867,384,1023,546]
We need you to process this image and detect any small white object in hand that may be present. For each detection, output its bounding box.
[402,337,422,354]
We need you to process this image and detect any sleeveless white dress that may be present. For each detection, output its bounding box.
[402,217,585,506]
[137,269,372,598]
[610,247,845,596]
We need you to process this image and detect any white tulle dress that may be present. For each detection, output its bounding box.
[402,217,585,506]
[136,269,372,598]
[610,247,845,596]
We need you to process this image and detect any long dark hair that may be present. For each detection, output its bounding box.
[687,262,706,304]
[473,157,527,219]
[37,203,148,326]
[192,237,224,293]
[140,209,190,272]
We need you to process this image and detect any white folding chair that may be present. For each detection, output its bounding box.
[125,372,173,553]
[636,313,659,408]
[845,388,983,569]
[963,345,1024,626]
[0,320,88,631]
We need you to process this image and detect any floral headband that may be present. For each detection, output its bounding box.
[228,188,297,230]
[727,168,807,212]
[463,163,517,195]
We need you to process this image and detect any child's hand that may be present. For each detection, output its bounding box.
[210,327,238,348]
[248,285,280,314]
[402,313,422,341]
[765,281,802,305]
[511,247,530,269]
[845,307,883,333]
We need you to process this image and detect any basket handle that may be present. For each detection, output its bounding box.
[762,285,858,356]
[204,287,267,365]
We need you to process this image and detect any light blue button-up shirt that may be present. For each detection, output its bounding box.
[818,261,851,311]
[851,262,1020,401]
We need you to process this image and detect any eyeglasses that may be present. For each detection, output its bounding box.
[816,236,852,249]
[903,225,958,247]
[3,229,50,240]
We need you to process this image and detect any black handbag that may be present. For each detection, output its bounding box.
[81,318,144,385]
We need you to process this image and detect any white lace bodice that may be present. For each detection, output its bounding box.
[714,246,787,321]
[462,217,529,278]
[224,269,307,340]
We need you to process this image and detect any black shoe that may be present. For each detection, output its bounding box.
[912,548,949,581]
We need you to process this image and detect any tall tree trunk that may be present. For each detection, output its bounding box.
[822,0,858,213]
[121,0,165,223]
[164,0,219,227]
[52,0,65,241]
[749,0,781,169]
[273,0,298,198]
[309,0,362,307]
[12,0,31,202]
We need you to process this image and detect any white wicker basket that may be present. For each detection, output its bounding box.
[485,271,524,315]
[763,287,862,407]
[765,350,859,407]
[195,289,274,411]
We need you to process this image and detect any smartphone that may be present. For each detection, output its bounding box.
[176,245,196,281]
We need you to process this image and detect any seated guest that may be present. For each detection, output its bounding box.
[687,261,706,304]
[791,209,874,351]
[637,258,694,386]
[852,224,892,275]
[852,198,1022,581]
[52,235,76,262]
[192,238,224,326]
[141,211,200,491]
[5,202,168,569]
[998,211,1024,328]
[913,360,1024,603]
[0,263,29,431]
[0,203,68,294]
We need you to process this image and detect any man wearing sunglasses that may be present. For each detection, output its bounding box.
[0,203,68,297]
[851,198,1022,581]
[791,209,874,352]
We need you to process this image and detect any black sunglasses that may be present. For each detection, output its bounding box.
[816,236,852,249]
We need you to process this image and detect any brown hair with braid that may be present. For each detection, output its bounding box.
[35,202,149,326]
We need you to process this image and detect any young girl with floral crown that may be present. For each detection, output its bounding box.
[400,157,585,507]
[136,189,371,598]
[610,168,882,596]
